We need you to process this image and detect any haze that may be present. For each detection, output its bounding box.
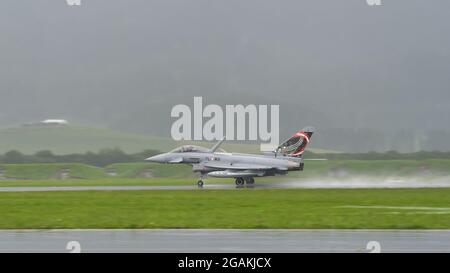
[1,0,449,152]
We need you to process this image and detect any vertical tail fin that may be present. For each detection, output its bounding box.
[276,127,315,157]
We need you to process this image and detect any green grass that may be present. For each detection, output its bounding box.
[0,163,108,180]
[0,178,207,187]
[0,159,449,186]
[0,188,448,229]
[286,159,450,179]
[107,163,194,178]
[0,162,195,181]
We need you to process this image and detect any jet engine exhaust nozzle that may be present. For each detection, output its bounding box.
[287,161,301,171]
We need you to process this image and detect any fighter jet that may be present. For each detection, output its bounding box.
[146,127,315,188]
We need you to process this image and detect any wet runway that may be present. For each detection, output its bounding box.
[0,178,449,192]
[0,185,203,192]
[0,229,448,253]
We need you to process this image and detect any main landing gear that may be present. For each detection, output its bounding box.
[197,177,255,189]
[235,177,245,187]
[235,177,255,188]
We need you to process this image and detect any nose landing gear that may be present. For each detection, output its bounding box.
[197,174,206,188]
[197,180,204,188]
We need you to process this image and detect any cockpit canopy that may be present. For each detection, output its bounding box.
[169,145,226,153]
[169,145,210,153]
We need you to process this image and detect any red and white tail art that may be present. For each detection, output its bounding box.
[276,127,314,157]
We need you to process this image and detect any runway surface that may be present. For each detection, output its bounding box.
[0,185,201,192]
[0,229,448,253]
[0,178,449,192]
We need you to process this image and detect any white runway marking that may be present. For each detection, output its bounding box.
[340,205,450,211]
[278,178,450,189]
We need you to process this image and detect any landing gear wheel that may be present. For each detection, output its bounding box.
[245,177,255,188]
[235,177,245,188]
[197,180,204,188]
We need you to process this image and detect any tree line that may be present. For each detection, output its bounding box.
[303,150,450,160]
[0,149,161,167]
[1,149,450,167]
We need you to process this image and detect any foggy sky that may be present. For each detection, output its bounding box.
[1,0,450,151]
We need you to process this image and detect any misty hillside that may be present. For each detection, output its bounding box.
[0,125,333,155]
[0,126,164,154]
[1,1,450,152]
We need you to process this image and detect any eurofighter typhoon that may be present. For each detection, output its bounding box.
[147,127,315,188]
